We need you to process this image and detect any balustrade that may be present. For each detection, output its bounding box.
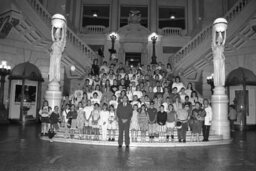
[26,0,97,61]
[171,0,250,68]
[160,27,183,36]
[81,25,107,34]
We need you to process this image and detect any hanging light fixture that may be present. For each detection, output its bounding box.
[169,12,176,20]
[92,11,98,17]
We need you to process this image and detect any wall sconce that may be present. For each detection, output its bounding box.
[206,73,214,94]
[70,65,76,72]
[148,32,158,65]
[109,32,118,56]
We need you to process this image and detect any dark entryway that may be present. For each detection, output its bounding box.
[125,52,141,67]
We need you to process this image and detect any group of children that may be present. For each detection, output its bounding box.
[39,100,119,141]
[130,102,178,142]
[39,100,60,142]
[39,59,213,143]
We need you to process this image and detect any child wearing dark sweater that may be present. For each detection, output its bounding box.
[157,105,167,142]
[67,104,78,138]
[49,106,60,131]
[147,101,158,142]
[48,106,60,142]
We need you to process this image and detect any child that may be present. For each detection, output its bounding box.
[61,104,70,128]
[107,105,117,141]
[130,104,139,142]
[39,100,50,136]
[48,106,60,142]
[67,104,78,138]
[83,100,93,139]
[109,95,118,109]
[91,103,101,140]
[147,101,158,142]
[157,105,167,142]
[49,106,60,131]
[138,104,148,142]
[166,104,176,142]
[77,102,85,139]
[100,103,109,141]
[91,92,101,105]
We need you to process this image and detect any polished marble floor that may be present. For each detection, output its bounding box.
[0,124,255,171]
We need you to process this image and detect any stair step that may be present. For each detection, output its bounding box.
[54,127,223,142]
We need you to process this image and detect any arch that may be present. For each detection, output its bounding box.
[226,67,256,86]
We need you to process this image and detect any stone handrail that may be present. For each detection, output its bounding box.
[160,27,183,36]
[27,0,98,61]
[81,25,108,34]
[171,0,250,67]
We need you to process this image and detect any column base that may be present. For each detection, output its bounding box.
[45,81,62,110]
[211,86,230,139]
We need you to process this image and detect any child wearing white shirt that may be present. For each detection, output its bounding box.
[107,105,117,141]
[83,100,94,139]
[100,103,110,141]
[109,95,118,109]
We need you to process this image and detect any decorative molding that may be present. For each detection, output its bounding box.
[0,10,22,38]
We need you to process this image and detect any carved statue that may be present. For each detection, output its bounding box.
[212,18,227,87]
[48,14,67,82]
[128,10,141,24]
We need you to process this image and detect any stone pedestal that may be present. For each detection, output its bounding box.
[45,81,62,110]
[211,86,230,139]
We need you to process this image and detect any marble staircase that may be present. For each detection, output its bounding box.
[39,126,232,147]
[170,0,256,82]
[13,0,99,76]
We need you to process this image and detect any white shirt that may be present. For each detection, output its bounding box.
[91,98,101,105]
[83,106,93,121]
[100,110,110,126]
[109,100,118,109]
[133,91,143,99]
[62,109,70,122]
[162,102,169,112]
[126,91,133,101]
[172,82,185,92]
[153,87,163,93]
[204,106,213,125]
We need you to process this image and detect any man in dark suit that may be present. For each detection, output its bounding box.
[116,95,133,148]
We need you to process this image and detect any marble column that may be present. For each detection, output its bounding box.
[187,0,193,35]
[150,0,157,33]
[111,0,119,32]
[211,87,230,139]
[210,18,230,140]
[141,42,148,65]
[118,42,125,63]
[45,14,66,110]
[72,0,81,32]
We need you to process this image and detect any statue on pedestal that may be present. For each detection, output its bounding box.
[212,18,227,87]
[48,14,67,83]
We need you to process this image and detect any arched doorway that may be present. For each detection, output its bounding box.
[226,67,256,130]
[8,62,44,122]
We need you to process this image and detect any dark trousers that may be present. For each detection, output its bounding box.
[118,120,130,146]
[177,122,188,140]
[230,119,236,130]
[202,123,210,140]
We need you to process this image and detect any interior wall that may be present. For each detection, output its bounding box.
[229,85,256,125]
[0,29,65,108]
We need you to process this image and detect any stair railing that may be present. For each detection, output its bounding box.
[27,0,98,62]
[171,0,251,67]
